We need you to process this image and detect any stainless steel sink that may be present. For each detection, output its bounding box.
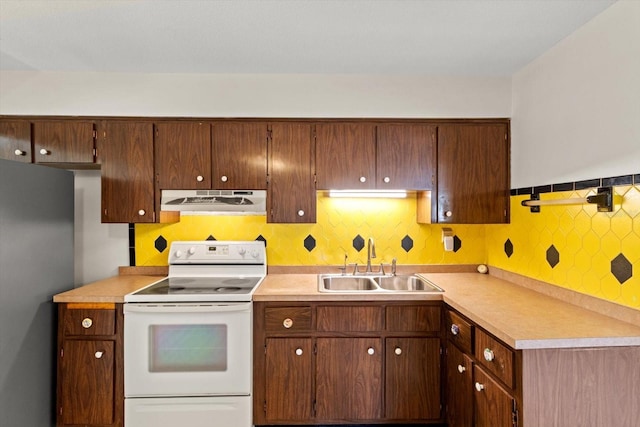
[321,276,378,291]
[374,275,443,292]
[318,274,443,293]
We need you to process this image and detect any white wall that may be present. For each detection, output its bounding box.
[0,73,511,118]
[511,0,640,188]
[73,170,128,285]
[0,73,511,283]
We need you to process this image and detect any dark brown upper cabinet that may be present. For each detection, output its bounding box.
[376,124,436,190]
[211,122,268,189]
[0,120,31,163]
[97,121,155,223]
[33,121,95,164]
[434,123,510,224]
[315,122,377,190]
[268,122,316,223]
[155,122,212,190]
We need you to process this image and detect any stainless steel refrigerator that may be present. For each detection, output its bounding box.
[0,159,74,427]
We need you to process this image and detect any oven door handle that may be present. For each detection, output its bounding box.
[124,303,252,314]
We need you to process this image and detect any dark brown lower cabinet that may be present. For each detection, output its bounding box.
[445,341,474,427]
[60,340,115,425]
[315,337,383,421]
[57,304,123,427]
[385,337,441,420]
[474,365,515,427]
[264,338,314,422]
[254,301,444,425]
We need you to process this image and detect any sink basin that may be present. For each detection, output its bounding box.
[318,274,443,293]
[321,276,377,291]
[374,275,443,292]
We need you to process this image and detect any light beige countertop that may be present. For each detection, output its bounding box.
[54,269,640,350]
[255,272,640,350]
[52,275,162,303]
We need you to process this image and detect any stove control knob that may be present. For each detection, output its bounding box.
[188,247,196,255]
[238,247,247,256]
[175,250,183,258]
[251,250,259,258]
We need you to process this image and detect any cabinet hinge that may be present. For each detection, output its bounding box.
[263,400,267,414]
[313,174,317,184]
[313,343,317,355]
[312,400,317,417]
[512,401,519,427]
[267,129,273,140]
[60,348,64,358]
[93,129,97,139]
[59,407,63,416]
[264,344,267,355]
[440,346,443,355]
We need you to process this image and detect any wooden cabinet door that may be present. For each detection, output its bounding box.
[315,122,376,190]
[60,340,115,425]
[446,341,474,427]
[155,122,211,189]
[98,121,155,223]
[268,123,316,223]
[437,124,509,223]
[33,121,95,163]
[211,122,267,189]
[0,120,31,163]
[377,124,436,190]
[474,365,515,427]
[316,337,382,421]
[385,337,441,420]
[264,338,314,422]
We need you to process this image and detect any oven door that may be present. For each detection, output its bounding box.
[124,302,251,397]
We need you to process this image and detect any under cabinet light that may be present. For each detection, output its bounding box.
[328,190,407,199]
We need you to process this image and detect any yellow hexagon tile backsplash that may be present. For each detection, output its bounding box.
[136,183,640,310]
[487,184,640,310]
[136,194,486,268]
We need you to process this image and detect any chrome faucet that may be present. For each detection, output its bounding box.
[366,237,376,273]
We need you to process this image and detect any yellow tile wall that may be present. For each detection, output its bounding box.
[135,186,640,311]
[486,185,640,310]
[135,194,487,268]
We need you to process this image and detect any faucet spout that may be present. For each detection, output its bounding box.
[366,237,376,273]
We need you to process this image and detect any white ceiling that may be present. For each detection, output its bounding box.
[0,0,617,76]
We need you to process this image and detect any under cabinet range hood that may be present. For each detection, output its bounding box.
[160,189,266,215]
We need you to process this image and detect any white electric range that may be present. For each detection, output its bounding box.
[123,240,266,427]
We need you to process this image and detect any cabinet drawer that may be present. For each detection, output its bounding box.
[474,329,514,388]
[63,308,116,336]
[265,307,312,333]
[386,305,441,332]
[446,310,473,353]
[317,305,383,332]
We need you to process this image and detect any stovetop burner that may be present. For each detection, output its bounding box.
[125,240,267,303]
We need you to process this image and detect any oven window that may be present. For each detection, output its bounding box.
[149,324,227,372]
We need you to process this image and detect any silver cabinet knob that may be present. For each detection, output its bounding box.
[39,148,50,155]
[221,175,228,182]
[282,318,293,329]
[394,347,402,356]
[81,318,93,329]
[94,351,104,359]
[359,176,366,183]
[445,211,453,218]
[297,210,305,217]
[14,149,26,156]
[457,364,466,373]
[367,347,375,355]
[383,177,390,183]
[295,348,303,356]
[196,175,204,182]
[450,324,460,335]
[138,209,146,216]
[483,348,495,362]
[475,382,485,392]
